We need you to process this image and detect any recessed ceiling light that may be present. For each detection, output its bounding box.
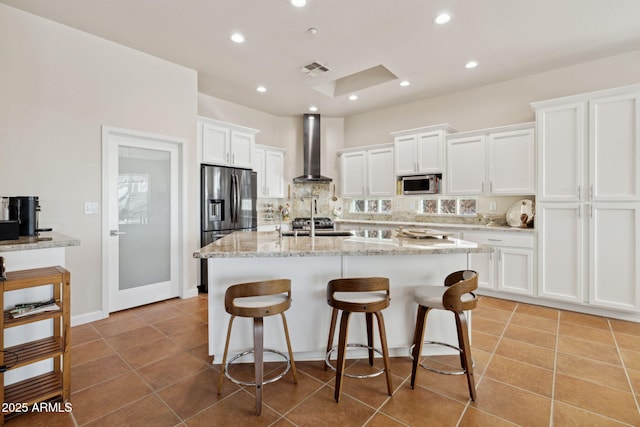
[256,86,267,93]
[348,94,358,101]
[433,13,452,25]
[230,33,245,43]
[400,80,411,87]
[309,106,318,112]
[290,0,307,7]
[465,60,478,69]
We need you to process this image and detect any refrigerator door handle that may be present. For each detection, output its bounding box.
[235,173,240,223]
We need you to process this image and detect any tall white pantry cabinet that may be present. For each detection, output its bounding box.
[532,85,640,312]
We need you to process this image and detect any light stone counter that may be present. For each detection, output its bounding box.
[335,218,535,233]
[198,231,490,363]
[194,230,489,259]
[0,232,80,252]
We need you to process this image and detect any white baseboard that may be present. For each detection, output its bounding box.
[182,287,199,299]
[72,310,108,327]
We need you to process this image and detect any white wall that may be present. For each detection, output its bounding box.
[0,4,199,320]
[344,50,640,147]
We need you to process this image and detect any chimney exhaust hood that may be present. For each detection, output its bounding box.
[293,113,332,183]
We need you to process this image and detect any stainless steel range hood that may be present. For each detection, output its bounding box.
[293,114,332,183]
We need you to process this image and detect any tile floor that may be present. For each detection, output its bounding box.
[5,295,640,426]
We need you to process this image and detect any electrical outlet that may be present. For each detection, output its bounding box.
[489,202,497,211]
[84,202,98,214]
[409,201,416,210]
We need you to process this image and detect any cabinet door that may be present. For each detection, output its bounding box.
[230,131,254,169]
[537,204,584,303]
[202,123,230,165]
[536,103,585,202]
[589,203,640,311]
[367,147,395,196]
[589,92,640,201]
[265,149,285,198]
[253,146,266,197]
[467,252,495,290]
[488,128,535,195]
[394,135,417,175]
[341,151,366,197]
[446,135,485,195]
[417,131,444,173]
[498,247,533,295]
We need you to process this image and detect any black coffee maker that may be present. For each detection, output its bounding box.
[8,196,52,236]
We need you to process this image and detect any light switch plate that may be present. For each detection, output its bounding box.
[489,202,497,211]
[84,202,98,214]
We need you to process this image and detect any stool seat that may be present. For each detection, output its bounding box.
[233,294,289,308]
[413,286,476,310]
[410,270,478,401]
[218,279,298,415]
[326,277,393,402]
[333,291,388,304]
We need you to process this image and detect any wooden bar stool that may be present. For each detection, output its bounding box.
[410,270,478,400]
[325,277,393,402]
[217,279,298,415]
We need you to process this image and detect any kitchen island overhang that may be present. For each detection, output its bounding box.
[195,231,491,363]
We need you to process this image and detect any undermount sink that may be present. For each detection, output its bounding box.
[281,230,353,237]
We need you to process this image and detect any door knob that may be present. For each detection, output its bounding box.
[110,230,126,236]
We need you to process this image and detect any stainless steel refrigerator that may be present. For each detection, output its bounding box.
[200,164,257,292]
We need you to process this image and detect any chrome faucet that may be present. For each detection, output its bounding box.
[309,197,315,237]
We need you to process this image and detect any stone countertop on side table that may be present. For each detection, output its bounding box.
[0,232,81,252]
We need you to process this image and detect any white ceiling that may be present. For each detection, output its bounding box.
[3,0,640,117]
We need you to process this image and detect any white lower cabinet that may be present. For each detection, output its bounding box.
[464,231,535,296]
[537,203,640,312]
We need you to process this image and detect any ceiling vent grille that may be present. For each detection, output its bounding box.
[299,61,330,77]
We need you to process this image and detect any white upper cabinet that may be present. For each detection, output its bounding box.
[198,116,258,169]
[339,144,395,197]
[253,144,285,198]
[533,87,640,202]
[446,123,534,196]
[391,124,455,176]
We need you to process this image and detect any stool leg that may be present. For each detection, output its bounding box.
[374,311,393,396]
[280,312,298,383]
[218,315,236,395]
[254,317,264,415]
[455,311,476,401]
[366,312,374,366]
[334,310,351,402]
[325,307,338,371]
[410,305,429,389]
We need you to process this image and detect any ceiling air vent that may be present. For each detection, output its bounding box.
[299,61,330,77]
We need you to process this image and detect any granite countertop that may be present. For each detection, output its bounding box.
[0,232,81,252]
[335,219,535,233]
[195,230,490,259]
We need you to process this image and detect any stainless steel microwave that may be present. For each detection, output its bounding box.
[401,174,441,194]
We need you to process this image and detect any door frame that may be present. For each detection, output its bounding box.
[101,126,188,316]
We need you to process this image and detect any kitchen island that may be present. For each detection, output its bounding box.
[195,230,490,363]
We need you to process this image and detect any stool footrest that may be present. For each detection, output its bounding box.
[225,348,291,386]
[325,344,386,379]
[409,341,474,376]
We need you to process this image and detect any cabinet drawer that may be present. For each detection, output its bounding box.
[463,231,534,248]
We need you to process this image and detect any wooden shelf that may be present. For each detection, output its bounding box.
[4,372,63,405]
[4,337,64,370]
[1,266,70,424]
[3,305,63,329]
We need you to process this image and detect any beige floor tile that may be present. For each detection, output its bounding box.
[136,350,210,390]
[556,352,631,391]
[365,412,408,426]
[477,297,517,312]
[484,354,554,397]
[471,330,500,353]
[104,324,165,352]
[554,373,640,425]
[620,347,640,371]
[153,313,206,336]
[472,377,552,427]
[558,322,616,346]
[558,335,621,365]
[285,384,376,426]
[119,336,183,369]
[560,310,610,330]
[473,306,513,323]
[515,303,559,320]
[70,324,101,347]
[381,384,467,426]
[553,401,631,426]
[83,394,180,427]
[614,332,640,352]
[168,322,209,350]
[494,337,556,370]
[502,323,557,350]
[510,312,558,334]
[459,407,520,426]
[91,312,149,338]
[72,338,115,366]
[185,389,280,426]
[472,316,508,336]
[610,319,640,337]
[71,353,130,393]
